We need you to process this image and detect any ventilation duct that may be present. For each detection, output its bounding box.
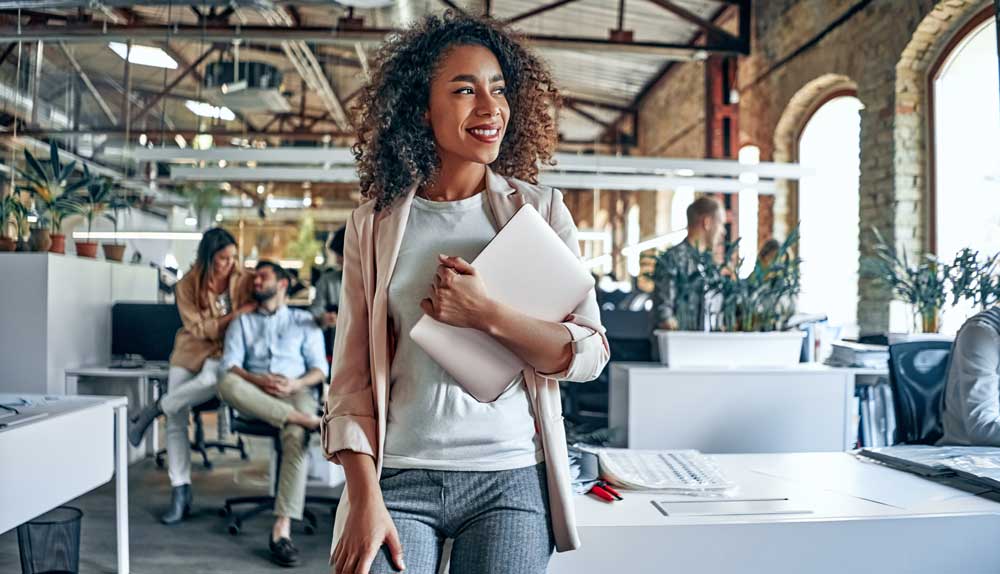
[203,61,291,113]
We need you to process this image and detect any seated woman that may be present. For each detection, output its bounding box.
[128,228,255,524]
[939,307,1000,446]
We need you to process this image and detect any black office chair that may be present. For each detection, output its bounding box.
[155,397,248,470]
[562,309,654,428]
[887,340,953,445]
[220,386,339,536]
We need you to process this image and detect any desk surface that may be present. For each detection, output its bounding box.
[65,364,170,378]
[0,393,126,434]
[574,452,1000,528]
[612,361,874,375]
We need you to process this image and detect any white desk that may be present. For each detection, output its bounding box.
[65,365,169,463]
[609,363,856,453]
[0,394,130,573]
[550,452,1000,574]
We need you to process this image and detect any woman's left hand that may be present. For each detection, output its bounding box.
[420,254,494,330]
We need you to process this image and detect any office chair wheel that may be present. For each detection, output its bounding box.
[155,456,165,469]
[240,450,249,461]
[304,523,316,535]
[228,521,241,536]
[219,504,231,517]
[203,460,213,470]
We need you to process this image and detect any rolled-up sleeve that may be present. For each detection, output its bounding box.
[220,317,245,373]
[537,189,611,383]
[321,210,378,463]
[301,319,330,377]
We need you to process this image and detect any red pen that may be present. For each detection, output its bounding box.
[588,484,615,503]
[600,481,624,501]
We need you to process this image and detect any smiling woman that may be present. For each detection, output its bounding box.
[352,11,560,212]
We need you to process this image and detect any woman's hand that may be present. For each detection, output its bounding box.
[420,255,495,330]
[332,492,405,574]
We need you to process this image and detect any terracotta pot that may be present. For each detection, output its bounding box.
[30,228,52,252]
[75,241,99,258]
[49,233,66,254]
[0,237,15,252]
[102,243,126,262]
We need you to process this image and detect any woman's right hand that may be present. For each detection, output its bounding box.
[333,494,405,574]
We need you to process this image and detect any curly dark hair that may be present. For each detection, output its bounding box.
[353,11,560,212]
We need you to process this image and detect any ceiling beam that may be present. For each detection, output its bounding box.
[130,45,220,125]
[564,101,612,129]
[505,0,582,24]
[0,23,746,57]
[562,95,633,113]
[645,0,742,49]
[14,128,353,141]
[439,0,468,15]
[58,41,117,125]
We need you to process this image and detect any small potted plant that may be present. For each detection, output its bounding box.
[11,191,32,251]
[42,194,86,254]
[15,141,89,253]
[74,174,114,259]
[867,228,949,334]
[101,188,131,262]
[0,194,24,252]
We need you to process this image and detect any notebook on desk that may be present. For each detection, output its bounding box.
[410,203,594,403]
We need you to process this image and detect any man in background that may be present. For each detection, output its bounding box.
[217,261,328,567]
[654,196,726,331]
[310,226,345,357]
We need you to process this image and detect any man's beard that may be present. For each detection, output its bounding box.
[252,287,277,303]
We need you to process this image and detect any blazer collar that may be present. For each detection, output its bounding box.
[373,167,521,290]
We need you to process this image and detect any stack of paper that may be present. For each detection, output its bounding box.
[826,341,890,369]
[860,445,1000,491]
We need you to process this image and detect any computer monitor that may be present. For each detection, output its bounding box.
[111,302,183,363]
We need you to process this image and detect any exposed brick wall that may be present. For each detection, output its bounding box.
[637,0,989,334]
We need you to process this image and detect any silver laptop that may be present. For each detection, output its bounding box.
[410,204,595,403]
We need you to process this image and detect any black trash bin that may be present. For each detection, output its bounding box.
[17,506,83,574]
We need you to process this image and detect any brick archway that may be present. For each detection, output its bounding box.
[894,0,994,257]
[771,74,858,240]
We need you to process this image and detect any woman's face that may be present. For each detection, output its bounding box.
[426,44,510,168]
[211,244,237,278]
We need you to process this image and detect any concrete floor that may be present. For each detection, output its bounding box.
[1,422,341,573]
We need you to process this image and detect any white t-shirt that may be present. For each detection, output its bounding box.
[382,191,543,471]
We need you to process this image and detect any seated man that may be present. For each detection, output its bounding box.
[939,307,1000,446]
[218,260,328,567]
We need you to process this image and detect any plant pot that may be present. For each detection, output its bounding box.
[75,241,99,258]
[49,233,66,254]
[102,243,126,262]
[0,237,15,252]
[29,228,52,252]
[654,330,806,368]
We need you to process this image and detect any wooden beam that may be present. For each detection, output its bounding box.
[565,101,611,129]
[130,45,219,125]
[439,0,467,15]
[645,0,741,48]
[563,95,633,113]
[58,41,117,125]
[0,43,15,68]
[506,0,582,24]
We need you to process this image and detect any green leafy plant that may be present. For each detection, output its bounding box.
[646,229,802,332]
[15,140,89,229]
[180,183,224,224]
[286,215,322,281]
[866,227,949,333]
[76,174,117,238]
[947,248,1000,311]
[0,194,27,239]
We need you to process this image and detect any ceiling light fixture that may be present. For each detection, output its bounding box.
[185,100,236,121]
[108,42,178,69]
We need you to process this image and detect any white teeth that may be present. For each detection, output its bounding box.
[469,128,499,137]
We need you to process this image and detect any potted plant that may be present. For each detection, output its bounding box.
[286,215,322,282]
[74,174,114,259]
[867,228,949,334]
[101,188,131,262]
[947,248,999,312]
[647,230,805,367]
[0,194,23,251]
[15,140,89,253]
[43,194,86,254]
[11,191,32,251]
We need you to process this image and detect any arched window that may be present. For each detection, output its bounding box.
[797,95,863,338]
[931,14,1000,334]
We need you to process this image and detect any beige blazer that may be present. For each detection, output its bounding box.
[321,168,611,556]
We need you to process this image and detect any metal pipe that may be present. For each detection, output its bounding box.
[30,40,42,127]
